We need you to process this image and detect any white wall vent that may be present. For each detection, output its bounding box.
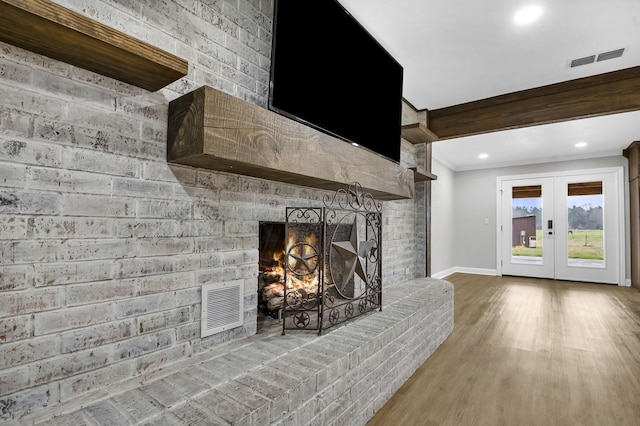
[201,280,244,338]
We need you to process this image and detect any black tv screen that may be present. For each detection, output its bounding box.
[268,0,404,163]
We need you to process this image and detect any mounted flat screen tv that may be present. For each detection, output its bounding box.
[268,0,404,163]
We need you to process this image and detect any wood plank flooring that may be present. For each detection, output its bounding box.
[367,273,640,426]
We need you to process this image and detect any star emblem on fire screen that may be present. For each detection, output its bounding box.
[331,217,375,294]
[287,241,319,276]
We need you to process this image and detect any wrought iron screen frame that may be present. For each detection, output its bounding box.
[282,182,382,335]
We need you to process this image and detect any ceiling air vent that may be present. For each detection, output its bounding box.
[570,55,595,68]
[570,48,625,68]
[597,48,625,62]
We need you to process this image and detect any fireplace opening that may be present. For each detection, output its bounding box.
[257,221,322,331]
[257,221,286,327]
[257,220,374,333]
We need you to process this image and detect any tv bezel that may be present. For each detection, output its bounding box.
[267,0,404,164]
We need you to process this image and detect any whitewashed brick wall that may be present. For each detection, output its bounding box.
[0,0,422,419]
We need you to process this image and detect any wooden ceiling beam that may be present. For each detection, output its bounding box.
[428,66,640,140]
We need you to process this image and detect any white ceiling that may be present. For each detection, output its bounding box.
[338,0,640,171]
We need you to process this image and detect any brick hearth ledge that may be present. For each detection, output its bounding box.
[11,278,453,426]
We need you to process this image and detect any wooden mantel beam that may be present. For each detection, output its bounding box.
[167,86,414,200]
[428,66,640,140]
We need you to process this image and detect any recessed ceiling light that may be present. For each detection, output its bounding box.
[575,142,588,148]
[478,153,489,159]
[514,5,543,25]
[351,142,359,147]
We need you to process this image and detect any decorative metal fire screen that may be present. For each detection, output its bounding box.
[281,182,382,334]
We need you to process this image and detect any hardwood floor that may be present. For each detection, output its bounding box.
[368,273,640,426]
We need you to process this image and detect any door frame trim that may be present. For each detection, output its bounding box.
[496,166,626,285]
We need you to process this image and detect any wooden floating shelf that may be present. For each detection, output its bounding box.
[167,86,415,201]
[401,123,439,144]
[410,167,437,182]
[0,0,188,91]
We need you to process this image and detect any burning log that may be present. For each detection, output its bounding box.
[261,271,282,283]
[259,257,281,268]
[262,283,284,300]
[258,265,283,293]
[286,275,318,297]
[267,296,284,311]
[259,273,319,312]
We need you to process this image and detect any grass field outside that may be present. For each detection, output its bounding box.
[512,229,603,260]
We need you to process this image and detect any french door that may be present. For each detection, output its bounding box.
[498,169,623,284]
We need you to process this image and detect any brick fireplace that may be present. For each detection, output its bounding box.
[0,0,428,421]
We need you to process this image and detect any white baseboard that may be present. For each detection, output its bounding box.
[432,267,498,280]
[432,268,633,287]
[431,268,456,280]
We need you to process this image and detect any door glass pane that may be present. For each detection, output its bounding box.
[567,181,604,268]
[511,185,543,264]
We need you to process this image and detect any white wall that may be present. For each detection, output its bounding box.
[431,155,631,281]
[431,158,456,277]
